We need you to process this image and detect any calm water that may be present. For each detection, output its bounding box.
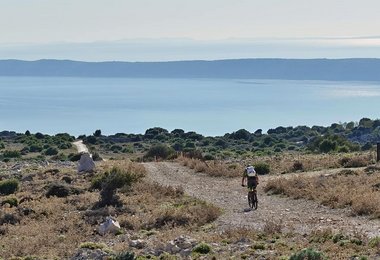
[0,77,379,136]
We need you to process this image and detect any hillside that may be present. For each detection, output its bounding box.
[1,58,380,81]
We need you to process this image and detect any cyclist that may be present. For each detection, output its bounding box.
[241,164,259,190]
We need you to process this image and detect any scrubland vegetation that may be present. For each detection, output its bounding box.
[1,117,379,163]
[0,160,221,259]
[0,117,380,259]
[265,165,380,218]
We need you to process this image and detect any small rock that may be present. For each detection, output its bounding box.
[21,174,35,182]
[98,217,121,236]
[18,207,35,216]
[179,249,192,257]
[130,239,146,249]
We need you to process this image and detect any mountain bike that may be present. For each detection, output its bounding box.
[242,185,258,209]
[248,188,258,209]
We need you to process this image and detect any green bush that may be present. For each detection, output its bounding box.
[94,129,102,137]
[68,153,82,162]
[254,162,270,175]
[319,139,336,153]
[1,197,18,207]
[113,251,135,260]
[35,132,45,139]
[44,147,59,156]
[2,150,21,158]
[97,166,142,207]
[0,179,19,195]
[203,154,215,160]
[144,144,175,160]
[45,183,81,198]
[289,248,325,260]
[58,142,72,149]
[192,243,211,254]
[369,236,380,248]
[28,144,43,153]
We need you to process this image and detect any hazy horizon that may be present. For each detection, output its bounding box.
[1,1,380,61]
[2,37,380,62]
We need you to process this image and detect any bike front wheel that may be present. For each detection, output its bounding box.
[248,191,255,209]
[252,192,258,210]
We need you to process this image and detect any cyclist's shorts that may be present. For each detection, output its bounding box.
[247,178,257,190]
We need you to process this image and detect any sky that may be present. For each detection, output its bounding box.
[1,0,380,61]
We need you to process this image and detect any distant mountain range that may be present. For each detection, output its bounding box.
[1,58,380,81]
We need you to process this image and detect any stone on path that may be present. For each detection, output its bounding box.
[77,153,95,173]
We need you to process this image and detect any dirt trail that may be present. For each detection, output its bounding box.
[144,162,380,237]
[73,140,89,154]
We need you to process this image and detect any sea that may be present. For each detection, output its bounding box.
[0,77,379,136]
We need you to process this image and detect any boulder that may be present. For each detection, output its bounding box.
[77,153,95,173]
[98,217,121,236]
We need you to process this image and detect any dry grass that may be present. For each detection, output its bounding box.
[0,159,221,259]
[250,151,374,174]
[178,151,375,178]
[177,156,243,177]
[264,168,380,217]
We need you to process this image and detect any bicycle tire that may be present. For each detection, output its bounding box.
[253,192,258,210]
[248,191,254,208]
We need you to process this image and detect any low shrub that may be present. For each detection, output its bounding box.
[1,197,18,207]
[68,153,82,162]
[113,251,136,260]
[309,229,333,243]
[0,179,19,195]
[92,152,103,161]
[339,156,369,168]
[2,150,21,158]
[337,169,358,176]
[192,243,211,254]
[254,162,270,175]
[292,161,304,171]
[365,165,380,174]
[289,248,325,260]
[203,154,215,160]
[146,198,220,229]
[96,166,143,207]
[369,236,380,248]
[253,243,266,250]
[0,212,20,225]
[44,147,59,156]
[144,144,176,160]
[45,183,82,198]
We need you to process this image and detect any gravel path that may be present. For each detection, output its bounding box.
[73,140,89,154]
[144,162,380,237]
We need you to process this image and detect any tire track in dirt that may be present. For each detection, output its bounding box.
[144,162,380,237]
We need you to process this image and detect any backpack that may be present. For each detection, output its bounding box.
[246,166,256,177]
